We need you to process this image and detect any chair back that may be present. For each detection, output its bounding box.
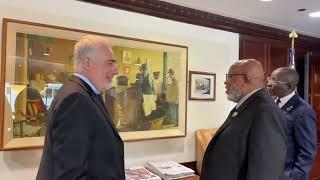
[196,128,218,174]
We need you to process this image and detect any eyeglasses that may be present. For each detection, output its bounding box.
[266,77,288,84]
[225,74,247,81]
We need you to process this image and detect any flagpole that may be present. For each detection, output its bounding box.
[289,31,298,69]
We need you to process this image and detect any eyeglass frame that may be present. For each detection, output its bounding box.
[266,77,289,85]
[225,73,248,81]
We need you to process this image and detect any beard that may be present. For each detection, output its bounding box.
[227,85,243,103]
[266,87,275,96]
[103,82,113,91]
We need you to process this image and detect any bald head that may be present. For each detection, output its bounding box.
[225,59,266,102]
[232,59,265,88]
[272,67,299,90]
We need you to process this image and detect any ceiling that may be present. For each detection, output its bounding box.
[161,0,320,38]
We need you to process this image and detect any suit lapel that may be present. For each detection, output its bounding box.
[211,108,237,140]
[281,94,299,114]
[92,94,121,138]
[69,75,121,140]
[203,106,240,165]
[208,89,265,150]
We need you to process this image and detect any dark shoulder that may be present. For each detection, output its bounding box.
[251,90,281,113]
[50,80,91,110]
[295,96,316,115]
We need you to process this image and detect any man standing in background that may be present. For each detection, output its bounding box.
[267,67,317,180]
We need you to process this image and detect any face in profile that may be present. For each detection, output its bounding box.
[266,70,288,98]
[226,83,242,103]
[224,65,246,103]
[88,45,118,91]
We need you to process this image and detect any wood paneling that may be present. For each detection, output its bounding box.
[269,44,289,73]
[240,35,290,75]
[306,53,320,180]
[309,53,320,142]
[240,37,268,70]
[309,53,320,156]
[310,146,320,180]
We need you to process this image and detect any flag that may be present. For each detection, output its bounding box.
[288,31,297,69]
[289,47,295,69]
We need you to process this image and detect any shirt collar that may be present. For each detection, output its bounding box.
[74,73,100,95]
[278,90,295,108]
[236,88,261,109]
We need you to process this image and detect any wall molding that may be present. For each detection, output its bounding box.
[79,0,320,49]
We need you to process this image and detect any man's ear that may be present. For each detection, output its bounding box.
[82,57,92,71]
[246,76,252,83]
[287,83,291,89]
[286,82,292,90]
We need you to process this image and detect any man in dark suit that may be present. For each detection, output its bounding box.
[201,59,287,180]
[36,35,124,180]
[267,67,317,180]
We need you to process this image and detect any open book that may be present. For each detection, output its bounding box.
[125,166,161,180]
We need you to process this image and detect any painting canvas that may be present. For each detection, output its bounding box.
[0,18,188,150]
[122,50,132,64]
[188,71,216,100]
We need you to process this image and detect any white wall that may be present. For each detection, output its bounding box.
[0,0,238,179]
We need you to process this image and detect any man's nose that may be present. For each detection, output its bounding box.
[114,67,119,75]
[266,81,273,87]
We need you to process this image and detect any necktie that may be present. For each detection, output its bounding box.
[275,98,281,106]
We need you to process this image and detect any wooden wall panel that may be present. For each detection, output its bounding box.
[310,145,320,180]
[240,39,268,70]
[268,44,289,74]
[240,35,290,75]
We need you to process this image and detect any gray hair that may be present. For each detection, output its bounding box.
[74,35,112,68]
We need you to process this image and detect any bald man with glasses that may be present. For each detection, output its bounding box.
[201,59,287,180]
[267,67,317,180]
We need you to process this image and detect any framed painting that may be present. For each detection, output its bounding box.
[122,50,132,64]
[0,18,188,150]
[188,71,216,100]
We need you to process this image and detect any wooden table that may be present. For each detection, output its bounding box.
[179,175,200,180]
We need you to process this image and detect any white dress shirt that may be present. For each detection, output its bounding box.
[277,90,295,108]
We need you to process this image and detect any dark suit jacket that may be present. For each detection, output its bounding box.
[37,75,125,180]
[280,94,317,180]
[201,89,287,180]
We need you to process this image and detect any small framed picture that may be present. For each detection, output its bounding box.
[188,71,216,100]
[122,50,132,64]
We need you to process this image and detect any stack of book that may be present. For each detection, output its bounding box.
[146,161,195,180]
[125,166,161,180]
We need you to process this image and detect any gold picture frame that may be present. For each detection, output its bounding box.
[0,18,188,150]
